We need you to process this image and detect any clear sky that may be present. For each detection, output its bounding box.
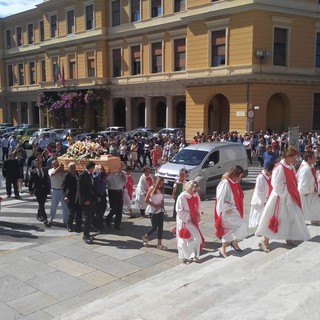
[0,0,43,18]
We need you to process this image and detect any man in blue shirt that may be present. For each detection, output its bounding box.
[263,145,277,168]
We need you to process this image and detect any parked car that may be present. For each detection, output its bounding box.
[124,129,154,141]
[18,128,39,149]
[98,130,122,139]
[104,126,126,133]
[74,132,105,141]
[29,131,58,148]
[157,142,248,200]
[0,123,13,128]
[153,127,185,139]
[57,128,84,141]
[17,123,32,129]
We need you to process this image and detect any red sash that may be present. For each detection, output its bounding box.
[146,176,153,188]
[280,163,302,209]
[311,167,319,193]
[186,195,205,251]
[126,175,134,199]
[214,179,244,238]
[227,179,244,218]
[261,172,273,198]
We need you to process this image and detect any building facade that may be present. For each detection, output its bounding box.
[0,0,320,140]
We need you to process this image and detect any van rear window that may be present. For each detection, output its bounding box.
[170,149,207,165]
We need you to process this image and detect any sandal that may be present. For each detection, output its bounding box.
[181,259,190,265]
[157,244,167,251]
[259,241,270,253]
[191,257,200,263]
[142,235,149,247]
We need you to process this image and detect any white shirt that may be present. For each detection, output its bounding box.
[48,168,65,189]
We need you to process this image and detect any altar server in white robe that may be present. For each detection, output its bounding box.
[214,166,245,258]
[248,163,274,228]
[176,180,205,264]
[256,146,311,253]
[296,150,320,224]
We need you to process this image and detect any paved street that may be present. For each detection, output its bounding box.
[0,165,260,249]
[0,164,261,320]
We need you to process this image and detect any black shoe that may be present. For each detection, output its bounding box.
[44,220,51,227]
[83,236,93,244]
[75,227,82,233]
[15,195,21,199]
[114,225,122,230]
[68,227,73,232]
[230,242,243,252]
[106,223,111,228]
[6,195,11,198]
[37,216,44,222]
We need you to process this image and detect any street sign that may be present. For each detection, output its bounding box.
[247,109,255,119]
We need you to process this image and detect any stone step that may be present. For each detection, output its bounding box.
[59,225,320,320]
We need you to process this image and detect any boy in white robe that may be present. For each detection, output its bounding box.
[296,150,320,224]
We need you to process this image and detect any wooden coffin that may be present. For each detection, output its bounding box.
[57,155,122,173]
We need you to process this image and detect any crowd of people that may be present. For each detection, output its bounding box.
[1,128,320,263]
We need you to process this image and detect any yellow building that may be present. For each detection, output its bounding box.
[1,0,320,140]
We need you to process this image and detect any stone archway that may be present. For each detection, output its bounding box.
[156,101,166,128]
[208,94,230,133]
[266,93,290,132]
[114,99,126,127]
[176,101,186,128]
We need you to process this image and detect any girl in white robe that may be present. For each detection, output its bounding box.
[256,146,311,252]
[135,166,153,216]
[214,166,245,258]
[296,151,320,223]
[176,180,204,264]
[248,163,274,228]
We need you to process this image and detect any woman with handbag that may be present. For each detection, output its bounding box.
[214,166,245,258]
[141,177,167,250]
[256,146,310,252]
[175,180,205,264]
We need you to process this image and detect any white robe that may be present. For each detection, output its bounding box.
[248,171,271,228]
[296,160,320,221]
[135,174,152,210]
[215,179,243,243]
[256,160,310,241]
[176,191,203,260]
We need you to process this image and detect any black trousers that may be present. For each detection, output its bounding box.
[106,189,123,227]
[5,177,19,197]
[147,212,164,239]
[82,203,94,238]
[94,192,107,229]
[2,147,8,162]
[67,201,82,230]
[35,190,48,222]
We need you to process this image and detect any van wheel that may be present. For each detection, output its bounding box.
[195,176,206,200]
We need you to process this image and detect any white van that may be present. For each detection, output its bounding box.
[157,142,248,200]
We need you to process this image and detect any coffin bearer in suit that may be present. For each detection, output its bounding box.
[78,161,95,244]
[106,166,126,230]
[48,160,69,224]
[2,152,21,199]
[29,158,51,226]
[62,162,82,232]
[93,165,108,231]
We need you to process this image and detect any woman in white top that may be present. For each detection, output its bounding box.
[176,180,204,264]
[248,163,274,228]
[142,177,167,250]
[296,150,320,223]
[256,146,311,252]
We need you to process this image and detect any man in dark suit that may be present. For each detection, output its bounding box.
[62,162,82,233]
[78,161,95,244]
[2,152,21,199]
[29,158,51,226]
